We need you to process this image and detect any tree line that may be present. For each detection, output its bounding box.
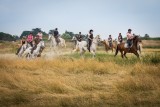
[0,28,159,41]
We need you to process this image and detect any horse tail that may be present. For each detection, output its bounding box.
[138,43,142,54]
[64,40,66,48]
[115,45,119,57]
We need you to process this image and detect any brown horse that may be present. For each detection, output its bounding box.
[101,40,117,53]
[114,36,140,58]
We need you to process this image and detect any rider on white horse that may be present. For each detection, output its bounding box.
[27,32,34,47]
[88,29,94,52]
[77,32,83,42]
[31,31,45,54]
[53,28,60,45]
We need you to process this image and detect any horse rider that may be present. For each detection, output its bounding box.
[31,31,44,54]
[88,29,94,52]
[27,32,34,47]
[126,29,134,51]
[54,28,60,45]
[118,33,123,43]
[37,31,43,41]
[108,35,112,48]
[16,36,26,55]
[76,32,83,42]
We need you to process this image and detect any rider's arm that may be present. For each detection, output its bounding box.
[20,40,22,45]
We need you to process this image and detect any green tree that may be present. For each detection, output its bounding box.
[20,28,47,39]
[20,31,30,38]
[0,32,15,41]
[61,30,75,39]
[144,34,150,40]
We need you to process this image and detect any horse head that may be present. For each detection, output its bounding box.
[101,39,106,44]
[48,34,52,40]
[72,36,77,41]
[95,35,101,42]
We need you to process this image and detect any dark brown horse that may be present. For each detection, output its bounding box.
[114,36,140,58]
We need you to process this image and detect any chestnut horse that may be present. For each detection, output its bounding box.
[101,40,117,53]
[114,36,140,58]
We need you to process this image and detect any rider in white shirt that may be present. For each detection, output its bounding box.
[126,29,133,50]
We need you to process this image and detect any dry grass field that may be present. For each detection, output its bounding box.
[0,40,160,107]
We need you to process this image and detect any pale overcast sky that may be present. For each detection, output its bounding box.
[0,0,160,39]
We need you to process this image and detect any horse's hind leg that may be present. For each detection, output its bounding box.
[114,46,118,57]
[120,51,124,58]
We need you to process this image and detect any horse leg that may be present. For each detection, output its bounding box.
[120,51,124,58]
[123,51,128,59]
[133,51,139,58]
[91,50,95,58]
[80,49,84,57]
[114,46,119,57]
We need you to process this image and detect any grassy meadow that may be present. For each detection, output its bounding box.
[0,40,160,107]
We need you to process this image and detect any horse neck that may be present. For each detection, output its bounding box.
[36,43,41,51]
[133,39,138,50]
[49,35,53,40]
[93,37,99,43]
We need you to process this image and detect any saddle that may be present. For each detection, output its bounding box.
[124,42,133,48]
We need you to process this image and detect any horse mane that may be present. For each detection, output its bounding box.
[133,36,139,50]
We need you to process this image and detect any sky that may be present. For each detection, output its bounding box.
[0,0,160,39]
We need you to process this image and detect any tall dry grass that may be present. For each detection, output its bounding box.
[0,53,160,107]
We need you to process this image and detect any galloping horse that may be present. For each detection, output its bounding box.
[22,43,32,58]
[22,39,45,58]
[115,36,140,58]
[31,41,45,58]
[101,39,117,53]
[74,35,101,57]
[48,34,66,51]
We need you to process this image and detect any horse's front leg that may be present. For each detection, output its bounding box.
[123,51,128,59]
[91,50,96,58]
[120,51,124,58]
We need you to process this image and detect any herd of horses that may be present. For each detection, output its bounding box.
[17,34,142,59]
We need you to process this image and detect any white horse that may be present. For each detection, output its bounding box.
[31,41,45,58]
[48,34,66,51]
[74,35,101,57]
[22,43,32,58]
[72,36,77,46]
[17,44,27,57]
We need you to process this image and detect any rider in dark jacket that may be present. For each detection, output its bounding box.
[118,33,123,43]
[88,29,93,52]
[108,35,112,48]
[77,32,83,42]
[54,28,60,45]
